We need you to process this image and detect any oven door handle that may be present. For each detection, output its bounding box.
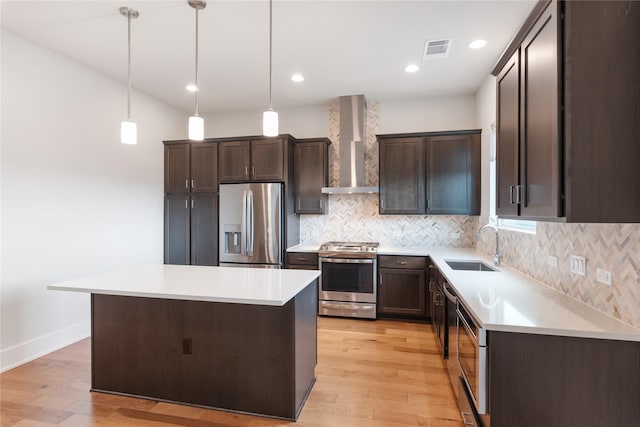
[319,257,374,264]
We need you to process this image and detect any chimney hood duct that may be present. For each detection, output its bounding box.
[322,95,378,194]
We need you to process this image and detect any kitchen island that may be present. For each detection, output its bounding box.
[48,265,320,421]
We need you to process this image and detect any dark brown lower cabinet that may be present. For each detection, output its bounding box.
[164,192,218,266]
[91,282,317,420]
[486,331,640,427]
[285,252,319,270]
[377,256,428,319]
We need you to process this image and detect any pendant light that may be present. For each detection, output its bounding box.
[262,0,278,137]
[119,7,139,145]
[188,0,206,141]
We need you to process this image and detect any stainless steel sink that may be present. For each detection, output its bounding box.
[445,260,497,272]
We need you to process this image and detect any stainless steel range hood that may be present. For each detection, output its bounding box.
[322,95,378,194]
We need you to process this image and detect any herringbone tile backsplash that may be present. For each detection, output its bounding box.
[477,220,640,329]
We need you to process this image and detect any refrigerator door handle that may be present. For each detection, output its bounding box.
[241,190,247,257]
[246,190,254,256]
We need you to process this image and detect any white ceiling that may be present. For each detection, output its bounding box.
[1,0,536,114]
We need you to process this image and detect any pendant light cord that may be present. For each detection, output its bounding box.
[195,5,200,117]
[127,11,132,120]
[268,0,273,110]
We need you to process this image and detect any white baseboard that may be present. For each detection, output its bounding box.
[0,321,91,373]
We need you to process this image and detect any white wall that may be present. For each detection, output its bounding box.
[202,104,329,139]
[378,95,477,134]
[475,75,497,217]
[0,31,186,372]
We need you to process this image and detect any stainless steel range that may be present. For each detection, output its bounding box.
[318,241,379,319]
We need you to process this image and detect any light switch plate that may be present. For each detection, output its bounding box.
[570,255,586,276]
[547,255,558,268]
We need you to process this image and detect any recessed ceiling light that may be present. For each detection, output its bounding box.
[185,84,198,92]
[468,39,487,49]
[404,64,420,73]
[291,74,304,82]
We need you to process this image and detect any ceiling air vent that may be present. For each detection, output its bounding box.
[423,38,452,59]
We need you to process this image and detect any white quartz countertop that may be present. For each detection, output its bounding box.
[286,245,320,253]
[48,264,320,306]
[289,244,640,341]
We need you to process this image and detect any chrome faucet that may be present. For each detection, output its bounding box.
[477,224,501,266]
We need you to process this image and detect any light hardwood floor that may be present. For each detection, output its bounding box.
[1,317,463,427]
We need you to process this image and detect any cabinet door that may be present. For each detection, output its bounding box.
[378,268,426,317]
[190,143,218,192]
[251,139,284,181]
[294,141,327,214]
[165,144,190,194]
[379,137,425,214]
[496,51,520,217]
[164,194,190,265]
[190,193,218,266]
[426,133,480,215]
[520,4,561,218]
[219,141,250,182]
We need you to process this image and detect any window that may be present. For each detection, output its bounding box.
[489,124,536,234]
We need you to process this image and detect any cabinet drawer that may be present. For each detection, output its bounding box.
[379,255,426,270]
[286,252,319,267]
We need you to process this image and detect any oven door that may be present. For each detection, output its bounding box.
[319,257,376,303]
[457,303,488,415]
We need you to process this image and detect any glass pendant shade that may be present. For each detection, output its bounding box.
[120,120,137,145]
[189,115,204,141]
[263,110,278,137]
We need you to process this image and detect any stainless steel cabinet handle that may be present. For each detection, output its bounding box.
[186,179,189,189]
[191,179,195,189]
[252,166,255,176]
[516,185,523,204]
[381,199,385,209]
[191,199,194,209]
[245,166,249,176]
[297,257,308,262]
[319,199,323,209]
[509,185,515,204]
[442,282,458,303]
[397,261,408,265]
[379,275,383,285]
[185,200,188,209]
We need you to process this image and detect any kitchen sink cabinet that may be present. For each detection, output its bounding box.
[377,130,481,216]
[294,138,330,214]
[378,256,428,319]
[163,193,218,266]
[285,252,319,270]
[219,138,285,183]
[426,133,480,215]
[164,142,218,194]
[378,137,425,214]
[494,0,640,222]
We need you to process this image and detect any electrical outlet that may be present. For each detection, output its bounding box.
[547,255,558,268]
[596,268,612,286]
[451,232,460,239]
[570,255,586,276]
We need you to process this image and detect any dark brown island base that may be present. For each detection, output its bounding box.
[49,265,320,421]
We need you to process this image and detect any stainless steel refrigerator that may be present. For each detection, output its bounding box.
[219,183,283,268]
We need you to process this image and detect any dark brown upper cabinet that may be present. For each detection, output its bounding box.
[378,130,481,216]
[496,2,561,220]
[164,142,218,194]
[294,138,330,214]
[379,137,426,214]
[426,133,480,215]
[493,0,640,222]
[219,138,284,183]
